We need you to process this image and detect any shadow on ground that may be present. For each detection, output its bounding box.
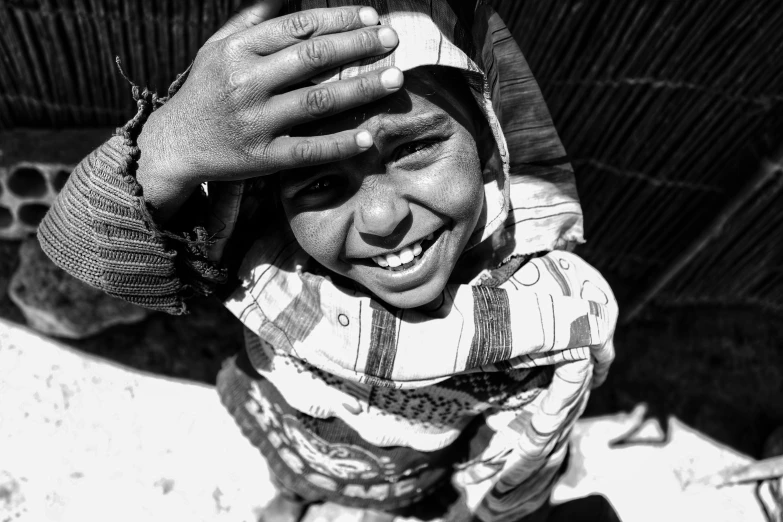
[586,304,783,458]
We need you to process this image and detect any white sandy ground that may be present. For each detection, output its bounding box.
[0,318,769,522]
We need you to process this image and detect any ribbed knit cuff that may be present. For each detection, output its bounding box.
[114,61,228,294]
[39,62,226,314]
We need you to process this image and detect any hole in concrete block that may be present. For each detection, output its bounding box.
[8,166,48,198]
[0,206,11,228]
[18,203,49,226]
[53,169,70,192]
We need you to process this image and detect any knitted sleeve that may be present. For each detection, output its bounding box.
[38,134,192,314]
[38,64,224,315]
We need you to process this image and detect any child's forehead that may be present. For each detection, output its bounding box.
[295,67,477,137]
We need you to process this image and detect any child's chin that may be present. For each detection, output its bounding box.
[373,280,447,310]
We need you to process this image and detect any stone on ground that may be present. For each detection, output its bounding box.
[8,238,150,339]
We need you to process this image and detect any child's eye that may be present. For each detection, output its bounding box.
[304,177,336,193]
[296,175,347,202]
[393,140,438,161]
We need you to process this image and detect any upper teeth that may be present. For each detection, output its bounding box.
[372,232,434,268]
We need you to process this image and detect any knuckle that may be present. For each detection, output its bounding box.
[292,140,323,163]
[331,8,356,31]
[355,75,375,100]
[332,139,348,157]
[299,39,334,70]
[226,69,251,92]
[284,12,317,39]
[218,69,256,111]
[304,87,334,116]
[221,35,246,58]
[354,29,376,51]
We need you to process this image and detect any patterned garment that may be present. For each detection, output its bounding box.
[219,350,513,512]
[223,250,615,519]
[219,1,619,520]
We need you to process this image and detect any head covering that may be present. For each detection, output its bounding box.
[224,0,604,389]
[284,0,584,259]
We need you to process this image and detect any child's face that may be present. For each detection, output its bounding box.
[279,68,486,309]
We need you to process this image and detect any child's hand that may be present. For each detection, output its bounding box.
[136,1,402,220]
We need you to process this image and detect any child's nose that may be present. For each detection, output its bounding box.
[354,184,410,238]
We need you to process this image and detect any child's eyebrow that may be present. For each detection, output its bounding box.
[372,111,452,144]
[280,111,454,196]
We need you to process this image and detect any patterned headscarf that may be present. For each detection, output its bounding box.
[287,0,584,257]
[225,0,600,388]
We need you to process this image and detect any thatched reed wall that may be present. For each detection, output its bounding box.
[1,0,782,317]
[495,0,783,316]
[0,0,239,127]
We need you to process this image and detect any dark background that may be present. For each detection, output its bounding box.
[1,0,782,457]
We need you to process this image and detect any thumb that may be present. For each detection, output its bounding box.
[207,0,284,43]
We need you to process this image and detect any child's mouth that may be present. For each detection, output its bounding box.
[370,231,439,272]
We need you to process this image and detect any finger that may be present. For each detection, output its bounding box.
[237,6,381,55]
[207,0,284,44]
[260,25,398,89]
[269,130,374,171]
[272,67,403,126]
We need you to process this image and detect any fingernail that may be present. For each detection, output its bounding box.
[356,131,373,148]
[380,67,403,89]
[378,26,398,48]
[359,7,379,26]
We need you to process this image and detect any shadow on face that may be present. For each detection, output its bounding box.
[277,66,493,309]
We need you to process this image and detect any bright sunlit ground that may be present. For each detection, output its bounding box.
[0,318,769,522]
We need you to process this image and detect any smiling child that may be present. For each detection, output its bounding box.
[39,1,618,521]
[279,66,487,310]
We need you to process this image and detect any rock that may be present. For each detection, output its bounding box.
[8,238,150,339]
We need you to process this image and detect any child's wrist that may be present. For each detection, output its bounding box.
[136,109,199,223]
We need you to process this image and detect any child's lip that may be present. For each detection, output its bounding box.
[347,226,444,261]
[361,226,448,289]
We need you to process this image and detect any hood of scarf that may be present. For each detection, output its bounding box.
[224,0,592,388]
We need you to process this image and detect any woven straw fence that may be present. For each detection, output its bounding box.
[1,0,782,317]
[495,0,783,316]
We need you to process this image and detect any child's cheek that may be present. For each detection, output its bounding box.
[288,210,348,269]
[436,141,484,221]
